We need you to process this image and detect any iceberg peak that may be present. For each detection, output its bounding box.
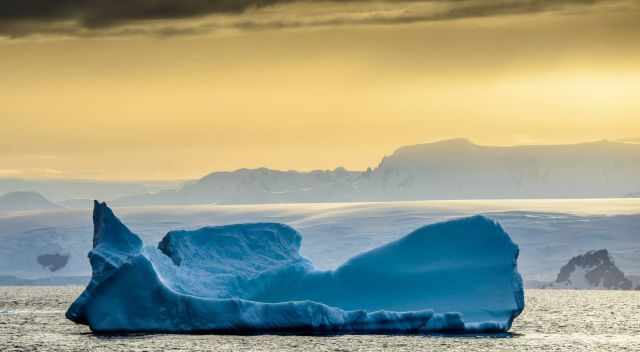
[92,200,142,253]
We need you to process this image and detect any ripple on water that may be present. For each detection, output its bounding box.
[0,287,639,351]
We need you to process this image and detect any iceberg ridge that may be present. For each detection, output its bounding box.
[67,201,524,334]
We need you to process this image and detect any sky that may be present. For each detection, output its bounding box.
[1,0,639,180]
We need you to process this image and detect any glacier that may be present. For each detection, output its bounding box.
[67,201,524,334]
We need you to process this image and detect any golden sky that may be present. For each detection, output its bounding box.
[1,1,639,180]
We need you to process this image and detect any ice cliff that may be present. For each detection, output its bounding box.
[67,201,524,334]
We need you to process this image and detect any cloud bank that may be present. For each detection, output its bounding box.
[0,0,629,38]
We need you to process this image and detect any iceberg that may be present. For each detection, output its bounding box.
[67,201,524,334]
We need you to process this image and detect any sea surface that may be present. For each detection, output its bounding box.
[1,287,639,351]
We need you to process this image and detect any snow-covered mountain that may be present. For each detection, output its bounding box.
[548,249,636,290]
[0,191,61,213]
[364,139,640,200]
[114,167,362,205]
[114,139,640,205]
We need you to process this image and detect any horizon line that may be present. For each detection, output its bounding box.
[1,137,639,183]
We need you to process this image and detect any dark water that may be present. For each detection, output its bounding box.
[1,287,639,351]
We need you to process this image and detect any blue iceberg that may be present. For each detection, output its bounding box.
[67,201,524,334]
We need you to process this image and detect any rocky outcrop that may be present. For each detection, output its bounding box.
[36,253,70,272]
[549,249,634,290]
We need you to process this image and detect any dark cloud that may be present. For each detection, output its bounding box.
[0,0,288,27]
[233,0,615,30]
[435,0,603,19]
[0,0,626,38]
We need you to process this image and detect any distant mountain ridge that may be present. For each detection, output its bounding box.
[113,139,640,205]
[115,167,362,205]
[0,178,182,203]
[0,191,61,212]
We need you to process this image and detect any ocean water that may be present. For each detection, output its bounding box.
[1,287,638,351]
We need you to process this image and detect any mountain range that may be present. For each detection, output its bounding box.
[114,139,640,205]
[0,191,61,213]
[2,139,639,207]
[0,178,181,203]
